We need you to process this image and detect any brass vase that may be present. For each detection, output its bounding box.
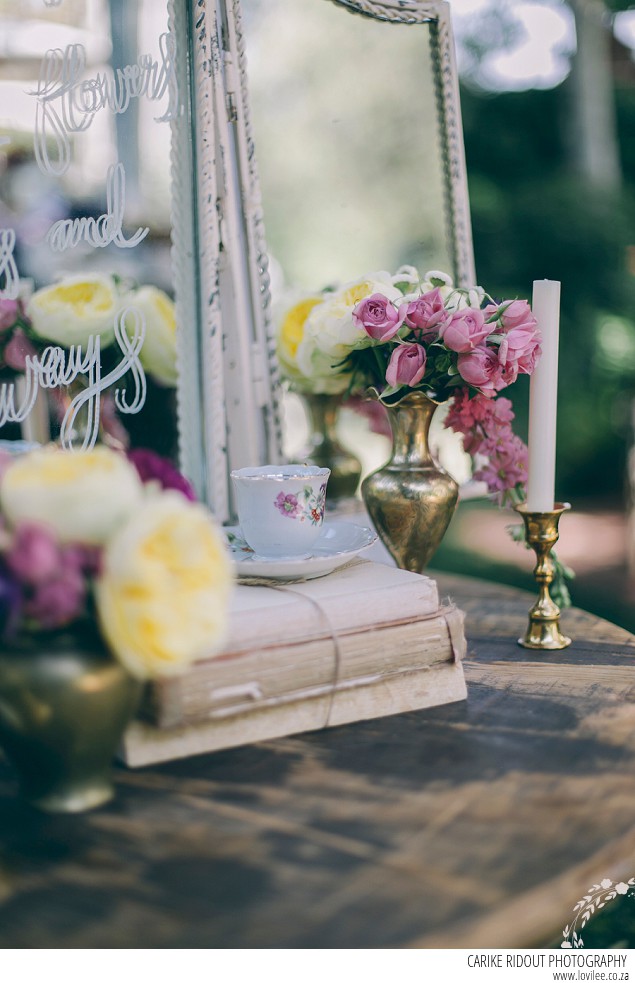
[362,391,459,572]
[299,393,362,501]
[0,626,141,813]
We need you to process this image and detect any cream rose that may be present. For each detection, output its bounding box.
[277,295,351,394]
[27,274,124,348]
[127,285,177,387]
[0,445,143,544]
[294,334,352,395]
[95,492,232,679]
[301,272,402,362]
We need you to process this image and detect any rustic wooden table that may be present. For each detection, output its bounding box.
[1,573,635,949]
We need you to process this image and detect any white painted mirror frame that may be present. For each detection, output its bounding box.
[168,0,283,523]
[170,0,475,523]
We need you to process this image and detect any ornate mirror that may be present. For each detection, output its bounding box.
[236,0,476,472]
[241,0,475,295]
[0,0,283,522]
[0,0,474,521]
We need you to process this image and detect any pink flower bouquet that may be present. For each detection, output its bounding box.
[285,267,541,508]
[281,266,573,604]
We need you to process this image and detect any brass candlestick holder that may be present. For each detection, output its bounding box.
[515,502,572,650]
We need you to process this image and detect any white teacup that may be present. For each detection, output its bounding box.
[230,465,330,558]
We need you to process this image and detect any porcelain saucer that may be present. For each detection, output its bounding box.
[225,519,377,581]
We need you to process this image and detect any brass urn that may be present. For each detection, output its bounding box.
[362,391,459,572]
[0,627,141,813]
[298,393,362,501]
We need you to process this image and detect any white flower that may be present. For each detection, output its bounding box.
[615,882,630,895]
[95,492,232,679]
[27,274,125,349]
[126,285,177,387]
[0,445,143,545]
[420,270,485,312]
[301,272,402,361]
[423,270,454,288]
[391,265,421,286]
[294,334,352,395]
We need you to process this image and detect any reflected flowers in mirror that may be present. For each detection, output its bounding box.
[285,266,542,508]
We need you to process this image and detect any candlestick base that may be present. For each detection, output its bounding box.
[515,503,572,651]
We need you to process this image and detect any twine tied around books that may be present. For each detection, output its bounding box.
[236,569,466,730]
[236,576,344,729]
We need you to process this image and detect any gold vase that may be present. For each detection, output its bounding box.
[299,393,362,502]
[362,391,459,572]
[0,626,141,813]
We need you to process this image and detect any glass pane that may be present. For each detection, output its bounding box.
[243,0,452,293]
[241,0,469,482]
[0,0,181,463]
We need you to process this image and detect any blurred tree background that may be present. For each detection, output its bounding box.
[455,0,635,504]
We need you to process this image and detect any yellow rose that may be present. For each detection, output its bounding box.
[95,492,232,679]
[276,295,323,378]
[276,294,352,394]
[27,274,124,348]
[0,445,143,544]
[127,285,177,387]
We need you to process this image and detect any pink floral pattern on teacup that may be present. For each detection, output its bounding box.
[274,483,327,525]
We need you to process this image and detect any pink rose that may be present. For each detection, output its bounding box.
[457,346,507,396]
[0,299,20,333]
[3,329,37,372]
[485,299,536,334]
[498,324,542,377]
[399,288,449,340]
[5,522,61,587]
[439,307,489,353]
[385,343,427,388]
[352,294,404,342]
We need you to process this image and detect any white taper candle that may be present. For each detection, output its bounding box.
[526,279,561,512]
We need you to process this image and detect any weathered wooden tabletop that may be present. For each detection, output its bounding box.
[1,573,635,949]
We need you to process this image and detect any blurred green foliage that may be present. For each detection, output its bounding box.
[460,81,635,502]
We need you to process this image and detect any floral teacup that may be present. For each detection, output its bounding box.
[230,465,330,558]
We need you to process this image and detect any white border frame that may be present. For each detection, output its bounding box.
[169,0,284,522]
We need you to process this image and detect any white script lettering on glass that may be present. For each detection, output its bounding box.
[0,230,19,300]
[47,163,149,252]
[33,32,179,177]
[0,308,147,451]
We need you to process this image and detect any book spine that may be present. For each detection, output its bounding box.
[121,661,467,768]
[148,606,464,729]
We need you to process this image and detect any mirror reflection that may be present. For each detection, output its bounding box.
[242,0,470,483]
[0,0,180,463]
[243,0,453,293]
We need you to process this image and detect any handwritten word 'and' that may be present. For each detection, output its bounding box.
[0,30,179,296]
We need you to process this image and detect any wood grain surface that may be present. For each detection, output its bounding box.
[1,573,634,949]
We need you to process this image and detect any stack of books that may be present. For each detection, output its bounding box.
[121,559,467,767]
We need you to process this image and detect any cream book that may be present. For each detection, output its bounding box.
[216,557,441,651]
[120,560,467,767]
